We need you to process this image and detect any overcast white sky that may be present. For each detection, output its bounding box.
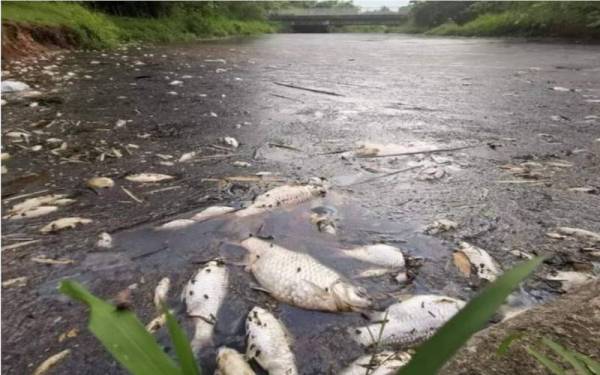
[352,0,410,11]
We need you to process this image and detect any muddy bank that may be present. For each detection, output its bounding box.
[1,22,78,61]
[443,280,600,374]
[2,35,600,374]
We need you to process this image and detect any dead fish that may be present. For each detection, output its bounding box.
[125,173,175,183]
[340,351,411,375]
[32,349,71,375]
[545,271,596,292]
[551,86,572,92]
[246,306,298,375]
[216,347,256,375]
[241,237,372,312]
[350,295,465,347]
[156,219,196,231]
[153,277,170,309]
[40,217,92,234]
[223,137,239,148]
[96,232,113,248]
[236,185,326,218]
[179,151,197,162]
[424,219,458,234]
[453,241,501,282]
[556,227,600,243]
[342,244,405,270]
[568,187,597,194]
[1,152,11,161]
[310,206,337,234]
[7,205,58,220]
[87,177,114,189]
[191,206,235,222]
[233,161,251,168]
[181,260,228,350]
[9,194,67,214]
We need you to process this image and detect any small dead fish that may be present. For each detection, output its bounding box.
[568,187,597,194]
[7,205,58,220]
[233,161,251,168]
[342,244,405,270]
[241,237,372,312]
[156,219,196,231]
[216,347,256,375]
[453,241,501,282]
[87,177,114,189]
[96,232,113,248]
[125,173,175,183]
[545,271,596,292]
[246,306,298,375]
[191,206,235,222]
[9,194,67,214]
[32,349,71,375]
[153,277,170,309]
[181,260,228,350]
[236,185,326,218]
[551,86,572,92]
[350,295,465,347]
[340,351,411,375]
[223,136,239,148]
[557,227,600,243]
[179,151,197,162]
[40,217,93,234]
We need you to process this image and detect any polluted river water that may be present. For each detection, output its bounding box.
[2,34,600,374]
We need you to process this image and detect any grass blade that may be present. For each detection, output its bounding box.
[574,353,600,375]
[163,305,201,375]
[397,257,544,375]
[542,338,588,375]
[60,280,182,375]
[526,346,565,375]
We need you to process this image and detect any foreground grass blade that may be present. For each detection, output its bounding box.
[163,305,201,375]
[60,280,182,375]
[398,257,544,375]
[526,346,565,375]
[574,353,600,375]
[543,338,588,375]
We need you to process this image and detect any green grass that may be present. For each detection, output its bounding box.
[1,2,275,49]
[428,2,600,38]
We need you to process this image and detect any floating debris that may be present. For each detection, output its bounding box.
[350,295,465,347]
[424,219,458,234]
[241,237,372,312]
[40,217,93,234]
[125,173,175,183]
[156,219,196,230]
[1,80,30,93]
[246,306,298,375]
[556,227,600,242]
[178,151,197,162]
[310,206,336,235]
[7,205,58,220]
[453,241,501,282]
[551,86,572,92]
[2,276,28,288]
[87,177,114,189]
[191,206,235,222]
[182,260,228,350]
[340,351,411,375]
[236,184,326,218]
[32,349,71,375]
[153,277,170,308]
[115,119,127,128]
[96,232,113,248]
[417,166,445,181]
[545,271,596,292]
[567,187,597,194]
[546,232,566,240]
[222,137,239,148]
[31,256,75,265]
[58,328,79,342]
[216,347,256,375]
[233,161,251,168]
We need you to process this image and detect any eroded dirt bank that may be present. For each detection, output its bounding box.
[2,35,600,374]
[2,22,78,61]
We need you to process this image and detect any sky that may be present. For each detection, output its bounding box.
[352,0,410,11]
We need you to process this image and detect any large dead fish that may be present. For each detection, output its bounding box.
[453,241,501,282]
[241,237,372,312]
[216,347,256,375]
[235,184,326,217]
[350,295,465,347]
[556,227,600,243]
[246,306,298,375]
[340,351,412,375]
[181,260,228,350]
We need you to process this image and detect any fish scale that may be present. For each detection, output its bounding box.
[181,260,228,350]
[350,295,465,347]
[241,237,372,312]
[246,306,298,375]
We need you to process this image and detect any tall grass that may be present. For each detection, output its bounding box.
[1,1,275,49]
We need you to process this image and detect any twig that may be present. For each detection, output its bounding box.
[356,144,480,158]
[268,143,303,152]
[273,81,344,97]
[121,186,143,203]
[269,93,305,103]
[144,186,182,195]
[343,165,420,187]
[2,240,41,251]
[2,189,49,203]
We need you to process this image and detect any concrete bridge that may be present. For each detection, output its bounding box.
[269,9,409,33]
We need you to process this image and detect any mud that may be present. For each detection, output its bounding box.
[2,22,78,61]
[2,34,600,374]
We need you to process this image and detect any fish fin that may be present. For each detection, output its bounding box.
[249,283,272,294]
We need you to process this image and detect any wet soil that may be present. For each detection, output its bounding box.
[2,34,600,374]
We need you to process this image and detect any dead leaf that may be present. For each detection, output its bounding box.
[40,217,92,234]
[453,252,472,277]
[58,328,79,342]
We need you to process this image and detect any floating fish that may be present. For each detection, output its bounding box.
[9,194,67,215]
[179,151,197,162]
[191,206,235,222]
[556,227,600,243]
[350,295,465,347]
[544,271,596,292]
[40,217,93,234]
[7,205,58,220]
[125,173,174,183]
[453,241,501,282]
[340,351,411,375]
[156,219,196,230]
[216,347,256,375]
[87,177,114,189]
[223,137,239,148]
[246,306,297,375]
[236,185,326,218]
[181,260,229,350]
[241,237,372,312]
[342,244,405,270]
